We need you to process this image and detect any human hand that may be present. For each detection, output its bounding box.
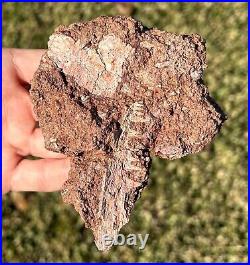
[2,48,70,194]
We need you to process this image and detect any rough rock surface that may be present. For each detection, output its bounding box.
[30,16,226,251]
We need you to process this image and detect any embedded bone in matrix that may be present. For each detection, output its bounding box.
[30,16,226,251]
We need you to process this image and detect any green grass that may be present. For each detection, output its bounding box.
[2,2,248,262]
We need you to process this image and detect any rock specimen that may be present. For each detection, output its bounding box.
[30,16,226,251]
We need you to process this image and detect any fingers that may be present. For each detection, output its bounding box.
[29,128,66,158]
[10,48,45,83]
[5,88,37,149]
[11,158,71,192]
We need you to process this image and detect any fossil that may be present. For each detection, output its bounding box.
[30,16,226,251]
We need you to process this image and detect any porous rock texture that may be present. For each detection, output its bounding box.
[30,16,226,251]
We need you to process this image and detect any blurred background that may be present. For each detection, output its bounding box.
[2,2,248,262]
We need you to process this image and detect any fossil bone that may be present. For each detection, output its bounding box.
[30,16,226,251]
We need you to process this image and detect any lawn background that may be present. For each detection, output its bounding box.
[2,2,248,262]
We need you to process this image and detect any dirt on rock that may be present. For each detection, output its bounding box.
[30,16,226,251]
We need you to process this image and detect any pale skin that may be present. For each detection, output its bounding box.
[2,48,70,194]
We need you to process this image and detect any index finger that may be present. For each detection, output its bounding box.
[10,48,46,84]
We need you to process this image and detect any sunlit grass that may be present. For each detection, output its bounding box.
[2,2,248,262]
